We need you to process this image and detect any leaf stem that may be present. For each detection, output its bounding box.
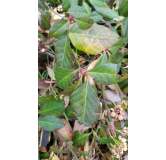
[88,122,100,160]
[56,131,79,160]
[63,112,73,134]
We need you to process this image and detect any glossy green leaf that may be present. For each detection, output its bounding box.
[69,0,78,6]
[65,106,76,118]
[95,52,108,67]
[70,80,100,126]
[54,67,78,90]
[62,77,82,96]
[83,2,91,15]
[38,95,55,104]
[62,0,71,11]
[95,6,119,19]
[67,5,88,18]
[40,14,51,30]
[76,17,94,30]
[87,64,119,85]
[39,99,65,116]
[38,116,65,131]
[89,0,105,7]
[109,38,126,54]
[72,131,91,147]
[54,33,75,69]
[118,0,128,17]
[94,131,115,144]
[48,20,70,38]
[89,11,102,22]
[69,23,119,55]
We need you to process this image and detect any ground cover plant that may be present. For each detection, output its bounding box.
[38,0,128,159]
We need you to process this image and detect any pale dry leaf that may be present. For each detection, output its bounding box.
[86,54,102,85]
[103,152,113,160]
[104,89,121,103]
[56,119,72,141]
[73,120,91,134]
[38,78,50,89]
[46,66,56,80]
[122,111,128,120]
[49,151,60,160]
[64,96,69,108]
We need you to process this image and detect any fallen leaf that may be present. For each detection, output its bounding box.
[38,78,50,89]
[56,119,72,141]
[46,66,56,80]
[64,96,69,108]
[39,146,47,153]
[103,152,113,160]
[73,120,91,134]
[104,89,121,103]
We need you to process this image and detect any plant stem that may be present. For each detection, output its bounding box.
[88,123,100,160]
[96,145,107,160]
[56,131,79,160]
[63,112,73,134]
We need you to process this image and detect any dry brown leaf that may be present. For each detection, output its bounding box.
[73,120,91,134]
[39,146,47,153]
[46,66,56,80]
[56,119,72,141]
[103,152,113,160]
[38,78,50,89]
[38,125,42,133]
[64,96,69,108]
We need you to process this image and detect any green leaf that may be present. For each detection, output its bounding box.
[48,20,70,38]
[54,67,78,90]
[39,152,49,159]
[89,11,102,22]
[62,77,82,96]
[76,17,94,30]
[108,52,124,64]
[87,64,119,85]
[67,5,88,18]
[49,0,56,6]
[54,33,75,69]
[70,80,100,126]
[100,126,107,138]
[89,0,105,7]
[38,99,65,116]
[69,23,119,55]
[72,131,91,147]
[124,19,128,42]
[95,52,108,67]
[40,14,51,30]
[38,116,65,131]
[109,38,126,54]
[94,131,115,144]
[118,0,128,17]
[50,146,68,154]
[118,78,128,91]
[65,106,76,118]
[62,0,71,11]
[38,95,55,104]
[82,2,91,15]
[38,0,49,11]
[114,121,121,130]
[79,150,89,156]
[95,6,119,19]
[69,0,78,6]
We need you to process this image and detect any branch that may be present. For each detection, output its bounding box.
[38,51,54,59]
